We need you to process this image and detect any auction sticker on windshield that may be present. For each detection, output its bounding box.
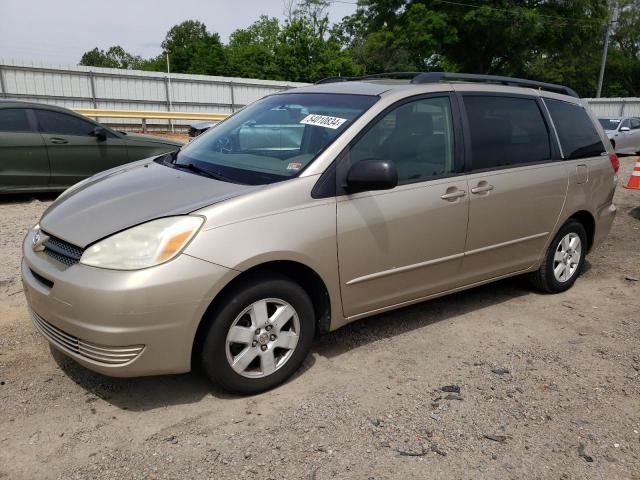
[300,114,347,129]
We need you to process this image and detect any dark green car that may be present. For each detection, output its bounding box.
[0,100,183,193]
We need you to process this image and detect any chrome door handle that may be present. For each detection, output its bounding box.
[50,137,69,144]
[471,184,494,194]
[440,189,466,200]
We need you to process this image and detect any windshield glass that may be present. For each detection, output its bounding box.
[598,118,621,130]
[175,93,378,185]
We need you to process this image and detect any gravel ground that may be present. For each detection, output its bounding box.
[1,157,639,480]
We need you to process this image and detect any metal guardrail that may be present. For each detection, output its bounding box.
[72,108,229,132]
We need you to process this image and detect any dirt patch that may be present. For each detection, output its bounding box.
[1,159,639,479]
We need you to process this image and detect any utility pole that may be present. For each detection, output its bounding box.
[597,0,619,98]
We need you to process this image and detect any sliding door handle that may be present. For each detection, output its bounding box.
[471,183,494,194]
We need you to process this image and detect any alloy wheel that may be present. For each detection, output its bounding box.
[553,233,582,282]
[225,298,300,378]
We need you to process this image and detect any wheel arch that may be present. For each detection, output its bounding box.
[192,260,332,368]
[567,210,596,252]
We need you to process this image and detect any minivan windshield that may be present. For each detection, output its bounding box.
[174,93,378,185]
[598,118,621,130]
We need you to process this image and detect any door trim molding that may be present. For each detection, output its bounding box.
[345,231,548,286]
[345,252,464,285]
[464,232,549,257]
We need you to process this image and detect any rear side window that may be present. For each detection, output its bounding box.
[631,118,640,130]
[35,110,96,136]
[0,108,32,132]
[463,96,551,170]
[545,99,605,159]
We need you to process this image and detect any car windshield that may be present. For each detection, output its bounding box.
[598,118,621,130]
[174,93,378,185]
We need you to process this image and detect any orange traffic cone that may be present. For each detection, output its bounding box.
[624,158,640,190]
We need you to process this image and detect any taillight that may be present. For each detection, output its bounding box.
[609,153,619,173]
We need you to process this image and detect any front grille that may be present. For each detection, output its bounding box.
[30,310,144,366]
[42,234,84,267]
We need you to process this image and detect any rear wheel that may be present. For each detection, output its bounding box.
[200,274,315,394]
[529,219,587,293]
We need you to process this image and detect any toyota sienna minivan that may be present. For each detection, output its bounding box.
[22,72,618,394]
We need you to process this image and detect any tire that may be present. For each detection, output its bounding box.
[199,273,315,395]
[529,219,587,293]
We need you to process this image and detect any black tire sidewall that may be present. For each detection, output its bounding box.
[200,274,315,395]
[544,220,587,292]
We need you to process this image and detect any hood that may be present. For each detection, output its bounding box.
[40,160,260,248]
[120,132,183,147]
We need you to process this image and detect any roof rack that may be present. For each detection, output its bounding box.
[315,72,422,84]
[315,71,579,98]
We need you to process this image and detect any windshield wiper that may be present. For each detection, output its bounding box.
[173,162,233,182]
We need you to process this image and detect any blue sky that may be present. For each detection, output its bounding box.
[0,0,357,65]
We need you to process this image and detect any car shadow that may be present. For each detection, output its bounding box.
[0,192,59,204]
[53,274,536,411]
[629,206,640,220]
[314,275,533,359]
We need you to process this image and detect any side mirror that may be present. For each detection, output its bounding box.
[620,126,631,132]
[346,159,398,194]
[92,126,107,141]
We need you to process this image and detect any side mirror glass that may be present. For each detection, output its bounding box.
[92,126,107,141]
[345,159,398,194]
[620,126,631,132]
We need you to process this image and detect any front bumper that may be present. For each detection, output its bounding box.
[21,228,238,377]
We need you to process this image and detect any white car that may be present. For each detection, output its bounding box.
[598,116,640,154]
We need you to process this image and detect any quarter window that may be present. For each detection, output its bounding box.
[463,96,551,170]
[0,108,32,132]
[545,99,605,159]
[348,96,455,185]
[35,110,96,136]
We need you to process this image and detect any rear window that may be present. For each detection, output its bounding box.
[35,110,96,136]
[0,108,31,132]
[463,96,551,170]
[545,99,605,159]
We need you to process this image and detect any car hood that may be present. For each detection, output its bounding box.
[120,132,183,147]
[40,159,261,248]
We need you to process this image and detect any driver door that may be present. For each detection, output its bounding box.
[33,109,128,187]
[336,95,469,317]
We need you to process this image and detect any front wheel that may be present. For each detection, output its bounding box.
[200,274,315,394]
[529,219,587,293]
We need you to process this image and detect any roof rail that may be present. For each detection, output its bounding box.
[315,71,579,98]
[410,72,579,98]
[315,72,422,84]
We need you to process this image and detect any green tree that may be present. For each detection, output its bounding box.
[226,16,282,79]
[161,20,225,74]
[79,46,144,69]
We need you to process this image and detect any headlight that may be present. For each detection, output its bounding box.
[80,216,204,270]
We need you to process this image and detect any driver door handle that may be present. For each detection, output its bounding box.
[50,137,69,144]
[471,184,494,194]
[441,189,466,200]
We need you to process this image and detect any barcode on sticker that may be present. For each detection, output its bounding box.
[300,114,347,129]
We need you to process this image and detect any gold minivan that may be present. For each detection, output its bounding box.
[22,73,619,394]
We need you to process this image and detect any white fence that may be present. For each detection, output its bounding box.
[583,97,640,117]
[1,60,638,129]
[0,60,308,129]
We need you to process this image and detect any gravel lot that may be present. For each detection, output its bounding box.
[1,158,639,480]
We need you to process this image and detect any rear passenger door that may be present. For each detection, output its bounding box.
[459,94,567,284]
[0,108,50,190]
[34,109,128,187]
